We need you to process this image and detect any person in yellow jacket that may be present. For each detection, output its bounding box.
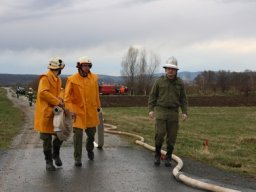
[34,57,65,171]
[64,56,101,167]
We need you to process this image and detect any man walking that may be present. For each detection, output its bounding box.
[148,56,188,167]
[64,56,101,167]
[34,57,65,171]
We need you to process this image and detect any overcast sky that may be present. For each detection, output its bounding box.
[1,0,256,75]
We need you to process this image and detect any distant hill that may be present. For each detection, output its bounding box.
[178,71,201,82]
[0,74,124,86]
[0,74,39,86]
[97,74,123,84]
[0,72,200,86]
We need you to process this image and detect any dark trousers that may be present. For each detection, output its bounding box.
[73,127,96,161]
[155,119,179,148]
[40,133,63,161]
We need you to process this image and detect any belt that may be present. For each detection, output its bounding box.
[157,105,178,111]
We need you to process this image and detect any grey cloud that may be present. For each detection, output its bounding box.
[215,0,256,3]
[0,0,72,23]
[1,0,256,75]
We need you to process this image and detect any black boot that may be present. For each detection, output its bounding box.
[165,145,174,167]
[154,145,161,166]
[53,146,62,166]
[44,150,56,171]
[75,160,82,167]
[87,150,94,160]
[46,160,56,171]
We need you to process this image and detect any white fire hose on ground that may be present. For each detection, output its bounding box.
[52,107,240,192]
[104,123,241,192]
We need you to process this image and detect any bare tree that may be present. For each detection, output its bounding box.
[121,46,160,95]
[194,70,256,96]
[143,51,160,95]
[137,49,147,95]
[194,71,217,95]
[121,47,139,95]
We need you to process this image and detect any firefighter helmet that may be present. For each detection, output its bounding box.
[162,56,179,70]
[48,57,65,70]
[76,56,92,68]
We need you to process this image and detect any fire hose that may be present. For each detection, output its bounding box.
[103,123,240,192]
[53,106,72,141]
[52,107,240,192]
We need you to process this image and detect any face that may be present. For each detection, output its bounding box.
[51,68,62,76]
[80,63,91,73]
[165,67,177,79]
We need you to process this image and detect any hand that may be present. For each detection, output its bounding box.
[58,101,65,108]
[149,111,155,119]
[181,113,188,122]
[71,112,76,122]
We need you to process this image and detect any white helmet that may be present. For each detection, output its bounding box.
[76,56,92,68]
[48,57,65,69]
[162,56,179,70]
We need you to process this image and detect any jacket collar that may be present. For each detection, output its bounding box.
[46,70,59,88]
[71,72,93,85]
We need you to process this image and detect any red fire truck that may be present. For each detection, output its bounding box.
[99,84,128,95]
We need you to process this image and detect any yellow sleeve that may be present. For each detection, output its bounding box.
[38,76,60,106]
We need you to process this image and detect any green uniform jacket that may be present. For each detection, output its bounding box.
[148,76,188,120]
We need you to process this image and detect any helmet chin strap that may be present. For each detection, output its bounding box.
[57,68,62,76]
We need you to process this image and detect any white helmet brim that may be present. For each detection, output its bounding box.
[163,63,179,70]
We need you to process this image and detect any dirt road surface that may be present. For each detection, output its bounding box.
[0,87,255,192]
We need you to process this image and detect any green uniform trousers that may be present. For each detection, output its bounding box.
[40,133,63,152]
[155,119,179,147]
[73,127,96,161]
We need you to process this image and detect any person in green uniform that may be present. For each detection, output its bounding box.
[148,56,188,167]
[27,87,34,106]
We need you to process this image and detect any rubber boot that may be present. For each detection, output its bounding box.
[44,150,56,171]
[46,160,56,171]
[53,146,62,166]
[165,145,174,167]
[87,150,94,160]
[154,145,161,166]
[75,160,82,167]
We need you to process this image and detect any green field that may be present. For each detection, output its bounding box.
[103,107,256,178]
[0,88,23,149]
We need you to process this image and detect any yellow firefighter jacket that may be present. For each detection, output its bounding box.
[34,70,62,133]
[64,72,101,129]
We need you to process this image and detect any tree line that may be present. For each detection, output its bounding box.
[191,70,256,96]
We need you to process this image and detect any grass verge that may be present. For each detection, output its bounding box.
[0,88,23,149]
[103,107,256,178]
